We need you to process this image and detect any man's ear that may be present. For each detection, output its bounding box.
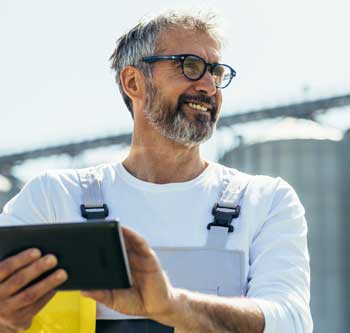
[120,66,146,105]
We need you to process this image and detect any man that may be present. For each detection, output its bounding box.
[0,11,312,333]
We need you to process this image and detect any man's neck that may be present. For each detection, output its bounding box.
[123,139,208,184]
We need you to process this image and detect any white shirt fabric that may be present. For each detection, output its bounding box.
[0,161,312,332]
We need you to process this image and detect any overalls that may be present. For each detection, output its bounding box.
[77,168,251,333]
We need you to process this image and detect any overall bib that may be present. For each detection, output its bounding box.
[77,167,250,333]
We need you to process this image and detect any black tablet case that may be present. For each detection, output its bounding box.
[0,220,132,290]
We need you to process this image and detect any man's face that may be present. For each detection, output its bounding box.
[143,27,223,147]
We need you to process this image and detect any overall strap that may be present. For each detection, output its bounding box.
[77,168,174,333]
[206,173,251,248]
[77,167,109,220]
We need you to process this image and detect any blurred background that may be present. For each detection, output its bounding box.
[1,0,349,331]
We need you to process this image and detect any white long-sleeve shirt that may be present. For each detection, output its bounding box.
[0,161,313,332]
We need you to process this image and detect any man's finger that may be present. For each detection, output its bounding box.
[0,254,59,299]
[121,227,162,273]
[7,269,67,311]
[121,227,153,256]
[0,248,42,283]
[13,290,57,329]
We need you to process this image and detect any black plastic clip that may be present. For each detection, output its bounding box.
[80,204,109,220]
[207,203,240,233]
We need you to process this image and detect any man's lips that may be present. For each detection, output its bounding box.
[184,101,213,112]
[182,103,212,121]
[184,104,210,114]
[177,93,218,121]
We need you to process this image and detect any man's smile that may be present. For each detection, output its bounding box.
[177,94,218,124]
[183,102,211,119]
[186,102,210,112]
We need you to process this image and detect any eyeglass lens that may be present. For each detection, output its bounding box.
[182,55,231,88]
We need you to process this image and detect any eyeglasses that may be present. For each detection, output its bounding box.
[142,54,236,89]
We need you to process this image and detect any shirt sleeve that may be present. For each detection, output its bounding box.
[0,172,55,225]
[246,177,313,333]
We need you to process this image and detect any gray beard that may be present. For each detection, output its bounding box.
[144,85,216,147]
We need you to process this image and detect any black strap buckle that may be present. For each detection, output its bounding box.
[80,204,109,220]
[207,203,240,233]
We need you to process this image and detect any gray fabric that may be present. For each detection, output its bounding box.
[207,174,250,248]
[154,174,250,298]
[155,247,245,296]
[218,173,250,207]
[206,226,231,248]
[77,168,105,207]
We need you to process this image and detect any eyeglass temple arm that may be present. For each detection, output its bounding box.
[142,55,183,63]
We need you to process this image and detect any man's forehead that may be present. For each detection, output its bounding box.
[157,27,221,61]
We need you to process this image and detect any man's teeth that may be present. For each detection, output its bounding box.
[188,102,208,112]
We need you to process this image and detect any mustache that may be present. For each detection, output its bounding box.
[177,93,218,120]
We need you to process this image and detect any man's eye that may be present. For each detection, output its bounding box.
[185,63,201,73]
[186,64,197,70]
[186,61,198,68]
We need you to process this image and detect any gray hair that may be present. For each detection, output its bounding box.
[109,10,222,118]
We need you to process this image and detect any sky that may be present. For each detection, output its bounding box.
[0,0,349,160]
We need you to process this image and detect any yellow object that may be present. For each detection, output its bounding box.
[23,291,96,333]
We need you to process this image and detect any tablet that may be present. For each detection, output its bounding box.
[0,220,132,290]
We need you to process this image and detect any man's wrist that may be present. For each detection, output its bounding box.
[150,288,265,333]
[150,287,189,329]
[151,288,220,332]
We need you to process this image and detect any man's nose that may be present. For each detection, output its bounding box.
[193,70,217,96]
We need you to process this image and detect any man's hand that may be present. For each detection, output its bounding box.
[0,248,68,333]
[82,227,176,319]
[83,227,265,333]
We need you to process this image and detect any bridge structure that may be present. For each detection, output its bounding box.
[0,93,349,175]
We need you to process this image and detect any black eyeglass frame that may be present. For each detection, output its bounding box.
[142,54,236,89]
